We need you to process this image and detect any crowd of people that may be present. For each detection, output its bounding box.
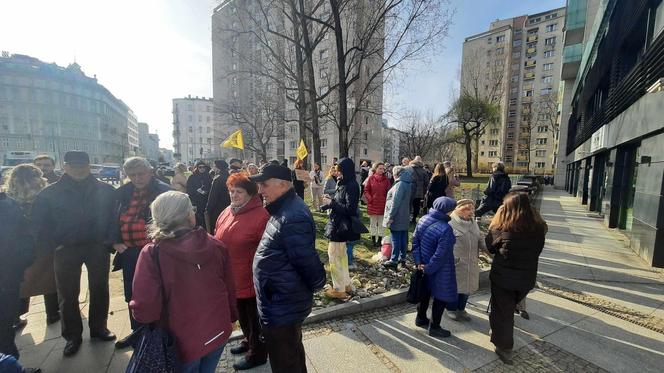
[0,150,546,372]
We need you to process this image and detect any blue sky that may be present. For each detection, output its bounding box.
[1,0,565,148]
[386,0,566,125]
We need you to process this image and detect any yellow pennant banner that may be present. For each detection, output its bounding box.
[296,139,308,160]
[221,129,244,150]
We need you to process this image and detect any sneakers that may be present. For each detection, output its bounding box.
[458,310,472,322]
[519,310,530,320]
[495,347,514,365]
[428,325,451,339]
[447,311,460,321]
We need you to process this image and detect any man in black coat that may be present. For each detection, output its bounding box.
[205,160,231,233]
[110,157,171,349]
[186,160,213,228]
[476,162,512,217]
[0,192,34,360]
[31,151,118,356]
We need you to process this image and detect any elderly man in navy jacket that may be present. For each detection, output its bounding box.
[250,164,326,373]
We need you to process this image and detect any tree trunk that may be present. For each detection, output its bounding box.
[464,130,473,178]
[473,135,480,173]
[330,0,349,158]
[292,5,307,163]
[299,0,321,168]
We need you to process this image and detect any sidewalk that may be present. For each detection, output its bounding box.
[16,187,664,372]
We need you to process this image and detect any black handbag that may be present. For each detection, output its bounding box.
[406,269,428,304]
[126,244,179,373]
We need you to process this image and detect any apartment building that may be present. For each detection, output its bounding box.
[461,8,565,174]
[172,96,215,165]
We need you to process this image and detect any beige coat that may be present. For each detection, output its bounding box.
[449,213,485,294]
[171,172,188,193]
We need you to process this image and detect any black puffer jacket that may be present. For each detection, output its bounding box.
[253,188,326,327]
[483,170,512,205]
[31,174,117,251]
[205,169,230,233]
[0,192,34,287]
[321,157,361,242]
[485,229,545,291]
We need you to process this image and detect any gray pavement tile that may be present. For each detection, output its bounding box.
[555,279,664,316]
[304,328,388,373]
[543,310,664,373]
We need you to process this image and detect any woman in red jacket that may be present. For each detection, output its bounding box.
[363,162,391,247]
[130,191,237,373]
[214,173,270,371]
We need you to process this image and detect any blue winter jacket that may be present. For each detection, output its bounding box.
[411,197,458,302]
[383,170,413,231]
[253,188,326,327]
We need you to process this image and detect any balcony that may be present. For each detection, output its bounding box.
[527,35,538,43]
[525,60,536,67]
[527,47,537,55]
[524,72,535,79]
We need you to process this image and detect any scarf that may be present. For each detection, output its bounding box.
[450,212,480,238]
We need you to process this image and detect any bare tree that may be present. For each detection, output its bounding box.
[399,109,462,161]
[524,90,558,173]
[308,0,453,157]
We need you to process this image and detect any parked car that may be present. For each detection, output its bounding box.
[99,166,120,182]
[516,175,542,195]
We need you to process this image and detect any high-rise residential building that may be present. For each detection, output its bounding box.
[211,0,384,169]
[461,7,565,174]
[559,0,664,267]
[172,96,215,165]
[0,53,134,165]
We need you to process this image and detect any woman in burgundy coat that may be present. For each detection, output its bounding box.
[130,191,237,373]
[214,173,270,371]
[363,162,391,247]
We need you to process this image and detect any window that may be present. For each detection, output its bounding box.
[541,87,553,95]
[488,151,498,157]
[496,35,505,43]
[508,110,516,117]
[496,47,504,55]
[542,76,553,83]
[506,132,514,139]
[320,67,328,79]
[489,140,499,146]
[524,90,533,97]
[512,51,521,59]
[537,126,549,133]
[290,140,297,149]
[536,138,548,145]
[487,37,493,44]
[490,128,500,135]
[363,148,368,156]
[517,161,528,167]
[319,49,329,60]
[544,50,555,58]
[321,138,327,148]
[506,144,514,150]
[290,125,297,134]
[535,162,546,168]
[544,37,556,46]
[505,156,513,163]
[495,59,504,66]
[188,126,193,133]
[321,155,328,165]
[536,150,546,157]
[480,151,485,156]
[512,40,522,47]
[527,28,539,35]
[546,24,557,32]
[507,122,515,128]
[543,63,554,71]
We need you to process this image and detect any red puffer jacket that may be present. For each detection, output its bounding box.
[214,195,269,299]
[130,228,238,363]
[364,173,392,215]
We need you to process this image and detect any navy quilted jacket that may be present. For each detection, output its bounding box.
[412,198,457,302]
[253,188,326,327]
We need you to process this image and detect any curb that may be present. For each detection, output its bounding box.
[228,268,491,342]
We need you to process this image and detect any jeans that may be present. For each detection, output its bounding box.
[120,247,142,331]
[346,242,355,266]
[179,344,225,373]
[389,230,408,262]
[447,293,469,311]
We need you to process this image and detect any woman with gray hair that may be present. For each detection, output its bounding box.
[130,191,237,372]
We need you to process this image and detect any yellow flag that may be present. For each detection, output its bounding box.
[296,139,308,160]
[221,129,244,150]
